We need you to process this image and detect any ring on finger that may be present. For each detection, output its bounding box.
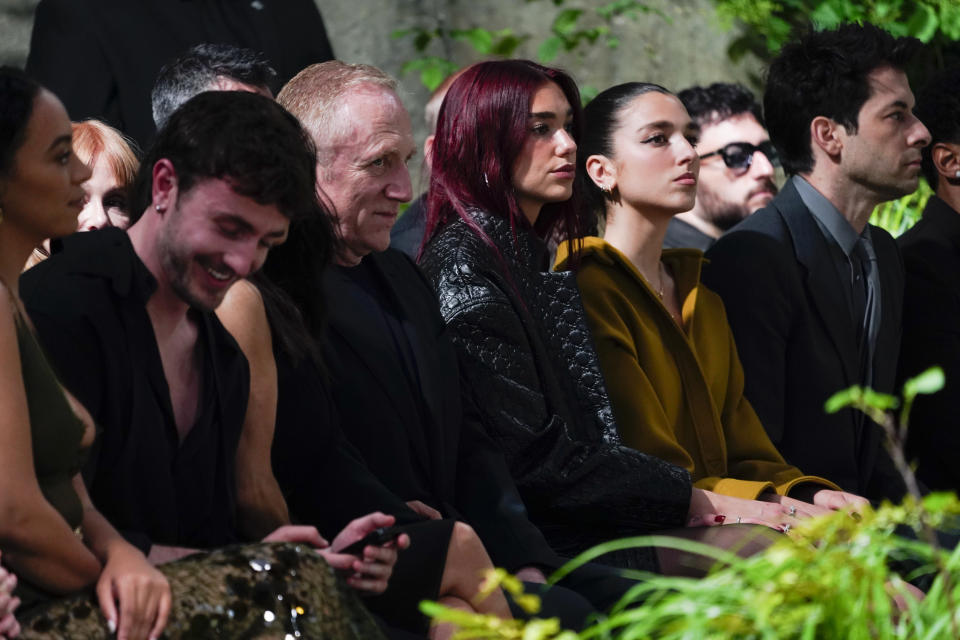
[736,515,742,524]
[788,505,797,517]
[783,523,792,533]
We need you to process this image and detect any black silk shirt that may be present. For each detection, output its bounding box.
[20,229,249,552]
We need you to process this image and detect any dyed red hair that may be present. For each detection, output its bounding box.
[423,60,587,257]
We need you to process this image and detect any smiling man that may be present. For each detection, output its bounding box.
[664,83,778,251]
[18,91,400,568]
[703,24,931,501]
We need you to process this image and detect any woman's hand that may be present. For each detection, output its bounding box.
[758,493,832,519]
[96,544,171,640]
[323,513,410,595]
[687,488,797,532]
[0,553,20,638]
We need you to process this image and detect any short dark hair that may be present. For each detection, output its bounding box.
[151,43,277,128]
[678,82,762,129]
[0,66,42,179]
[914,67,960,188]
[130,91,319,225]
[764,23,921,176]
[578,82,672,218]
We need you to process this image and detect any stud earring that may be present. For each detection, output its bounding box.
[955,169,960,179]
[155,204,166,213]
[600,184,611,195]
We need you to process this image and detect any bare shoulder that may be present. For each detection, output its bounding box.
[217,280,270,354]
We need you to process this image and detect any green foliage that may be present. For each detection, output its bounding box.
[425,368,957,638]
[392,0,664,91]
[711,0,960,66]
[870,180,933,238]
[423,496,960,638]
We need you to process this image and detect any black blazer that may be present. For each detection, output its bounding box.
[322,249,560,571]
[703,180,906,500]
[26,0,334,147]
[897,195,960,492]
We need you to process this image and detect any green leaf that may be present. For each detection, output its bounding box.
[420,64,452,91]
[451,28,494,54]
[390,28,414,39]
[580,85,599,104]
[810,2,843,29]
[492,33,528,56]
[903,366,945,399]
[552,8,584,36]
[538,35,563,62]
[862,388,899,411]
[904,3,939,42]
[922,491,955,512]
[413,31,433,52]
[825,386,862,413]
[941,3,960,40]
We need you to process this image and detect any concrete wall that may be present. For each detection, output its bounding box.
[0,0,761,185]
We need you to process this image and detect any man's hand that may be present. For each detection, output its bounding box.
[323,513,410,595]
[812,489,870,513]
[406,500,442,520]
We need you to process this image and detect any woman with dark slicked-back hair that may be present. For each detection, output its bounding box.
[555,81,867,523]
[418,61,787,574]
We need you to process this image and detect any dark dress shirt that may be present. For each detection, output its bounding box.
[20,229,248,552]
[663,217,715,251]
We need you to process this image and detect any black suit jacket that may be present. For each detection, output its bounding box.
[323,249,560,571]
[703,180,906,500]
[897,195,960,492]
[26,0,334,147]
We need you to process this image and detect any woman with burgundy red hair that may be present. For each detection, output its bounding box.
[418,60,795,574]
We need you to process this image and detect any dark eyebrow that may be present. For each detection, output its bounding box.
[47,134,71,152]
[886,100,909,111]
[638,120,675,132]
[216,214,286,239]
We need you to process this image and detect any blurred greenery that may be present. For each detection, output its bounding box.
[712,0,960,88]
[871,179,932,237]
[391,0,664,92]
[424,368,959,639]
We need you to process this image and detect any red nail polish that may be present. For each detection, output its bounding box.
[714,515,726,524]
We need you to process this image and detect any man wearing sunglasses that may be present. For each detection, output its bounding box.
[664,83,778,251]
[703,23,931,503]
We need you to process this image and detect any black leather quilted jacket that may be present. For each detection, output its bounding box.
[419,209,692,564]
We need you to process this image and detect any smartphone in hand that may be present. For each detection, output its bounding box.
[339,526,404,556]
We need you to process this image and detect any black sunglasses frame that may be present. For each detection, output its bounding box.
[699,141,780,171]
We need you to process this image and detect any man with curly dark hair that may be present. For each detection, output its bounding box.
[664,82,778,251]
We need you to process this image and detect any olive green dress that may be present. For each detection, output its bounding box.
[12,313,385,639]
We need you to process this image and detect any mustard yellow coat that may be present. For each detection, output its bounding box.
[556,237,838,499]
